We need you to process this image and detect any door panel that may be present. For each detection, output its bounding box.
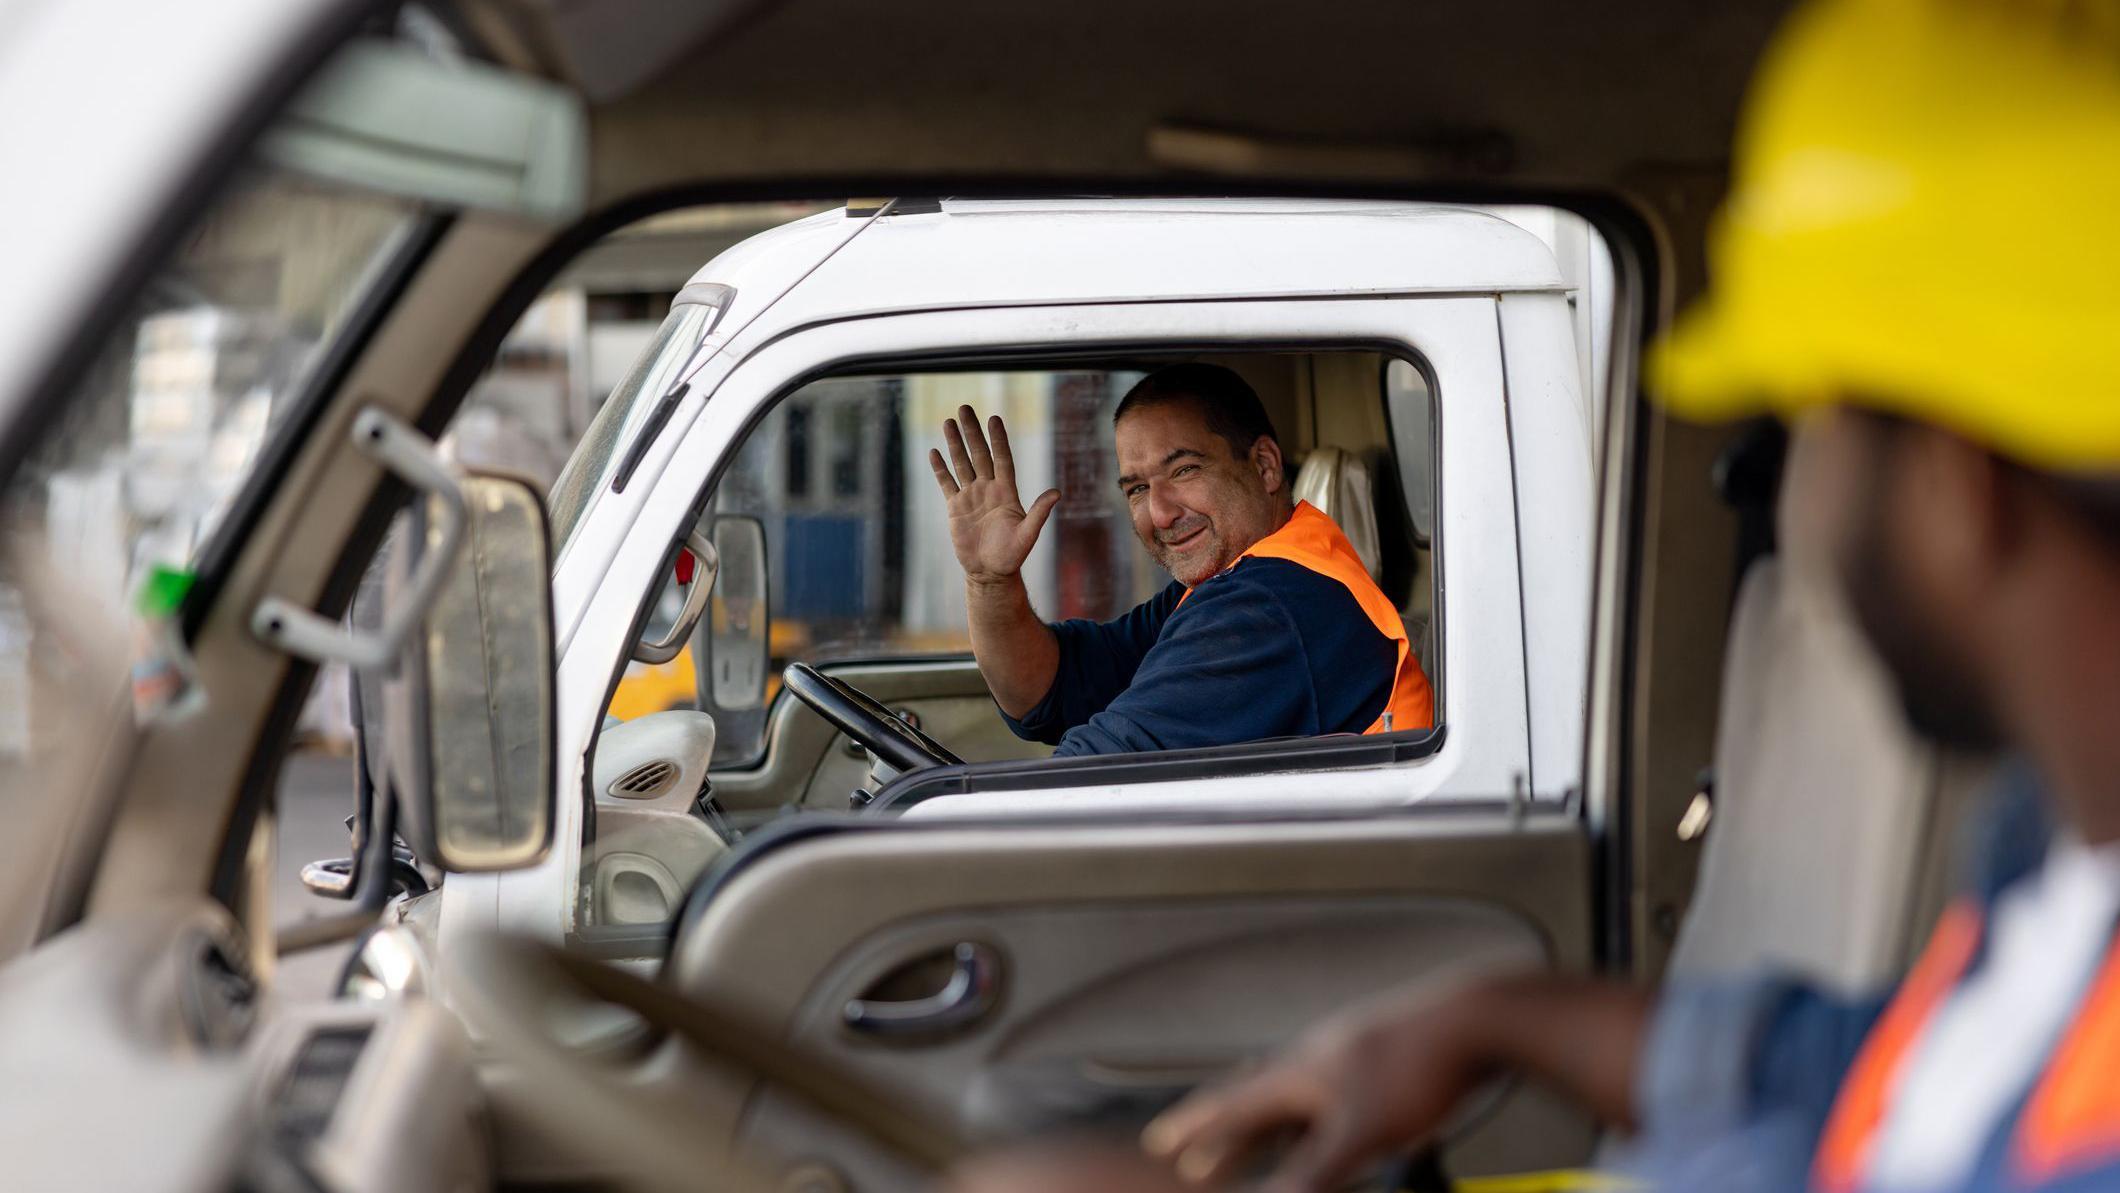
[659,809,1594,1185]
[810,899,1547,1134]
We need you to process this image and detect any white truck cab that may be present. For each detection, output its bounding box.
[451,198,1604,952]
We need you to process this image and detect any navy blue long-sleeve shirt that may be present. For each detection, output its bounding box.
[1003,557,1399,756]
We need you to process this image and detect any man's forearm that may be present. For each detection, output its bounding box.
[966,576,1061,719]
[1451,974,1652,1131]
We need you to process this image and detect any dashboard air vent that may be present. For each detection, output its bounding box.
[611,759,678,798]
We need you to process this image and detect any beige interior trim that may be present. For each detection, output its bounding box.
[674,812,1589,1028]
[659,810,1591,1180]
[1614,166,1739,980]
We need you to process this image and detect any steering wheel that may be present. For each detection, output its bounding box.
[782,662,962,773]
[454,934,967,1193]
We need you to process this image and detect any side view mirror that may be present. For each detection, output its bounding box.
[631,529,717,666]
[705,516,769,711]
[386,472,557,872]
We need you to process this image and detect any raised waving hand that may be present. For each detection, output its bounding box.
[928,405,1062,586]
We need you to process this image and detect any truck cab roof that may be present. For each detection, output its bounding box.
[685,200,1571,343]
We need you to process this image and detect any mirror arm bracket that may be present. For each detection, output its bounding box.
[351,778,404,912]
[632,529,717,665]
[251,408,467,671]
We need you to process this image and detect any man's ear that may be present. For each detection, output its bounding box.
[1251,436,1287,496]
[1905,424,2017,583]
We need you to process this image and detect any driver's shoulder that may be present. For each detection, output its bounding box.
[1177,556,1358,629]
[1182,557,1390,664]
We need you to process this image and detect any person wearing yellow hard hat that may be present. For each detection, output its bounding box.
[946,1,2120,1192]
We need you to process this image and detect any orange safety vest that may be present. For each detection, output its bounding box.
[1175,501,1434,733]
[1813,898,2120,1190]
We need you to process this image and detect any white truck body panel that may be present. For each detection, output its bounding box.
[747,199,1568,313]
[1498,292,1598,801]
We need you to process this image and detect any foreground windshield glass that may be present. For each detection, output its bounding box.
[0,165,421,948]
[547,302,712,559]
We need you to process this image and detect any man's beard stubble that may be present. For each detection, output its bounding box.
[1148,513,1217,584]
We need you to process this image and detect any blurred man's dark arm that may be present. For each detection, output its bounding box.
[1143,974,1652,1193]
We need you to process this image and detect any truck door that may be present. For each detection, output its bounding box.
[466,294,1553,948]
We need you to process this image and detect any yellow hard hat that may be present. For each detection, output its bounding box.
[1647,0,2120,469]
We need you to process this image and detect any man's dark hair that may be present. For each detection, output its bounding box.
[1114,363,1278,458]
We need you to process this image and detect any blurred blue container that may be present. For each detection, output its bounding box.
[781,514,864,621]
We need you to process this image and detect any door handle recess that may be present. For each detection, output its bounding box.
[844,942,1000,1039]
[252,407,466,671]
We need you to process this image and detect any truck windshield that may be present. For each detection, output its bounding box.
[546,301,713,560]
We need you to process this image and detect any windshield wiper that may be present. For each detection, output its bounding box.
[610,381,689,495]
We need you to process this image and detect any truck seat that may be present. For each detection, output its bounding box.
[1667,432,1992,990]
[1295,446,1439,674]
[1293,446,1382,581]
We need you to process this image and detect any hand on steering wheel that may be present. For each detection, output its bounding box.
[782,662,962,774]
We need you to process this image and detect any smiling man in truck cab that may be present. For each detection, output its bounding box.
[926,363,1433,757]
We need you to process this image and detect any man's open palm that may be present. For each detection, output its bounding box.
[928,406,1061,585]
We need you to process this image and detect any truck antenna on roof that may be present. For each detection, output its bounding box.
[846,197,943,217]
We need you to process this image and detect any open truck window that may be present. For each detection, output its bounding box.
[656,354,1443,773]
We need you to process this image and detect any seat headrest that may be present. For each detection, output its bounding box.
[1293,447,1382,581]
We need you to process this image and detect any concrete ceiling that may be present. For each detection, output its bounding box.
[470,0,1792,218]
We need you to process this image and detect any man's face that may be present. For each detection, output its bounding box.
[1789,410,2005,750]
[1113,398,1287,587]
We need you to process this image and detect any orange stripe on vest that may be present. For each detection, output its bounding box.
[1174,501,1433,732]
[2016,938,2120,1183]
[1811,899,1985,1193]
